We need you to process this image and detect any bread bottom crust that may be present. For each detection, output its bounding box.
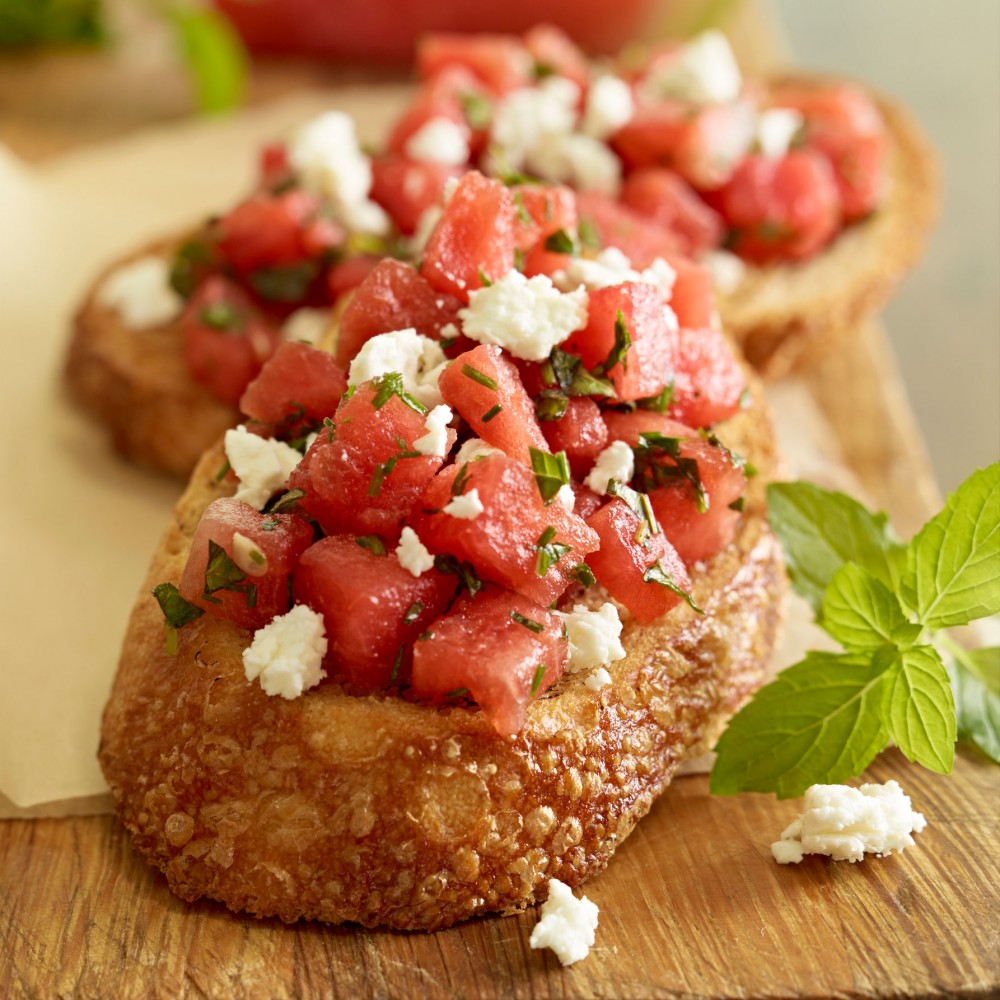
[99,392,786,932]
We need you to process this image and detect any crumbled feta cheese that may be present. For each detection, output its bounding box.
[703,249,746,294]
[490,76,581,170]
[454,437,504,464]
[557,603,626,672]
[527,132,622,196]
[347,328,448,408]
[408,205,443,256]
[231,531,268,577]
[224,425,303,511]
[459,270,587,362]
[756,107,805,159]
[243,604,328,699]
[404,115,471,166]
[638,30,742,106]
[585,666,613,691]
[414,404,454,457]
[771,780,928,864]
[582,74,635,139]
[287,111,389,235]
[584,440,635,495]
[555,483,576,513]
[529,878,599,966]
[444,487,484,520]
[97,256,182,329]
[395,526,435,577]
[554,246,677,301]
[281,307,330,346]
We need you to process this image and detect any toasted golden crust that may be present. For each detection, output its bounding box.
[64,238,238,479]
[98,382,786,931]
[718,77,940,378]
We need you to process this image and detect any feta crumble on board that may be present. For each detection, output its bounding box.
[243,604,328,700]
[557,603,627,672]
[529,878,599,967]
[347,329,448,409]
[404,115,470,166]
[459,270,587,362]
[414,404,454,457]
[286,111,389,235]
[771,780,928,864]
[97,256,182,329]
[584,440,635,496]
[444,488,484,520]
[224,425,303,511]
[395,526,435,577]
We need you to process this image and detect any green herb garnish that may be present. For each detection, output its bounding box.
[249,261,317,302]
[433,555,483,597]
[152,583,204,656]
[403,601,424,626]
[369,371,427,414]
[199,300,242,331]
[266,488,306,515]
[643,560,701,612]
[355,535,388,557]
[510,610,545,633]
[530,664,546,697]
[482,403,502,423]
[529,448,571,504]
[544,228,578,255]
[535,526,572,577]
[711,465,1000,798]
[571,564,597,588]
[460,91,492,131]
[461,364,498,391]
[633,432,707,512]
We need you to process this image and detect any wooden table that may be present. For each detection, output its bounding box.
[1,3,996,997]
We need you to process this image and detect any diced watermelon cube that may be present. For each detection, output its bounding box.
[416,33,533,95]
[667,326,745,428]
[410,586,568,736]
[412,455,599,607]
[420,172,518,303]
[179,498,313,630]
[437,343,547,463]
[540,397,609,476]
[510,183,578,253]
[661,253,714,330]
[293,535,455,690]
[585,498,692,625]
[371,153,463,236]
[575,191,684,267]
[288,379,449,538]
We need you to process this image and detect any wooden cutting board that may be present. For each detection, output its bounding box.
[1,3,997,997]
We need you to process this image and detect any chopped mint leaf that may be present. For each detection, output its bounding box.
[152,582,204,653]
[249,261,317,302]
[202,540,247,604]
[369,371,427,414]
[637,382,676,414]
[482,403,502,423]
[577,216,600,250]
[642,560,701,612]
[460,91,492,131]
[355,535,388,557]
[199,300,242,331]
[403,601,424,626]
[599,310,632,374]
[571,563,596,588]
[266,488,305,514]
[535,391,569,422]
[433,554,482,597]
[461,364,498,391]
[633,432,707,512]
[510,610,545,633]
[535,526,571,577]
[544,228,578,255]
[530,664,547,696]
[900,463,1000,628]
[529,448,571,504]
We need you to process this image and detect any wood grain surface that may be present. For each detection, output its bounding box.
[2,2,997,997]
[2,748,997,999]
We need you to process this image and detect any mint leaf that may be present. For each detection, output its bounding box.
[900,463,1000,629]
[948,650,1000,763]
[885,645,956,773]
[166,3,247,114]
[821,563,920,652]
[710,651,891,799]
[767,482,903,614]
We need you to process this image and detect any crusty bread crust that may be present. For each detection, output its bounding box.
[98,380,786,932]
[65,238,238,479]
[718,77,940,377]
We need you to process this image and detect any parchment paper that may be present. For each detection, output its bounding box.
[0,90,856,819]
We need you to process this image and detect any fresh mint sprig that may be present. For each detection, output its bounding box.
[711,462,1000,798]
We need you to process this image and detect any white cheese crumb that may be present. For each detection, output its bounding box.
[404,115,471,166]
[554,246,677,301]
[526,132,622,196]
[224,425,303,511]
[408,204,444,256]
[459,270,587,362]
[347,328,448,409]
[287,111,389,235]
[281,307,330,345]
[703,249,746,294]
[529,878,599,966]
[454,437,504,465]
[584,666,613,691]
[584,440,635,496]
[756,107,805,159]
[490,75,581,171]
[444,487,484,520]
[771,780,928,864]
[638,29,742,106]
[582,74,635,139]
[243,604,328,699]
[97,256,182,329]
[555,483,576,513]
[231,531,269,577]
[395,526,435,577]
[413,404,453,457]
[556,603,626,672]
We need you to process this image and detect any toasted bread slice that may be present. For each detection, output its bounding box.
[98,377,785,931]
[64,238,238,479]
[718,78,939,377]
